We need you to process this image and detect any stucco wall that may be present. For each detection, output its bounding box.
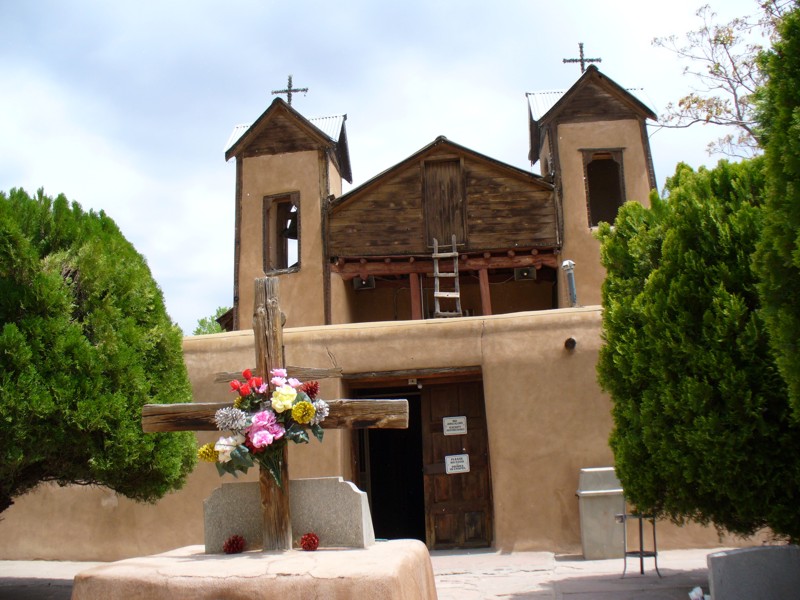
[238,150,330,328]
[0,308,763,561]
[556,120,653,308]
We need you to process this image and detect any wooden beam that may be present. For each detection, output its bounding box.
[479,268,492,316]
[141,399,409,433]
[214,365,343,384]
[331,253,559,279]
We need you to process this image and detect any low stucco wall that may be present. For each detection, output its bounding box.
[0,308,760,560]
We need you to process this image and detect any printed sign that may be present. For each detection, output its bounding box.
[445,454,470,474]
[443,416,468,436]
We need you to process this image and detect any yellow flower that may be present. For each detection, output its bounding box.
[197,442,219,462]
[271,384,297,413]
[291,400,316,425]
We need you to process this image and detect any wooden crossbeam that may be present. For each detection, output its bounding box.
[142,399,409,433]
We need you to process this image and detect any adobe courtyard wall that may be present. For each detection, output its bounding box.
[0,308,760,560]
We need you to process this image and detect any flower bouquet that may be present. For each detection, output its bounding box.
[198,368,329,487]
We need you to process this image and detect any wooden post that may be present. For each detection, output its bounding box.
[478,268,492,316]
[253,277,291,551]
[409,272,422,320]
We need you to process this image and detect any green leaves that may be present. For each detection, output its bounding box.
[0,188,196,514]
[599,160,800,541]
[215,446,255,477]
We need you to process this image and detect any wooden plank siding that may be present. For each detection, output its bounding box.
[328,142,557,258]
[555,81,641,123]
[328,164,427,255]
[241,113,324,158]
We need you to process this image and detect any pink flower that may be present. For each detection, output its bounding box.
[250,410,277,429]
[287,378,302,388]
[250,429,276,448]
[270,375,286,387]
[271,368,287,378]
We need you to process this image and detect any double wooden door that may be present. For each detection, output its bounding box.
[422,381,493,549]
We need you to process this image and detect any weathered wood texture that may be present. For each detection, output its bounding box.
[551,80,640,124]
[423,159,466,246]
[141,399,410,432]
[253,277,291,551]
[327,143,557,258]
[214,365,343,384]
[242,113,326,158]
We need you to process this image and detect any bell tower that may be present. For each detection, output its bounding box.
[225,98,351,329]
[529,66,657,306]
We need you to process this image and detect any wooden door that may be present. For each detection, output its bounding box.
[423,159,467,248]
[422,381,493,549]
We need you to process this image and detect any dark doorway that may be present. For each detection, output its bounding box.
[356,387,425,542]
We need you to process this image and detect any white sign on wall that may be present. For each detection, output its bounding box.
[445,454,470,474]
[443,416,468,436]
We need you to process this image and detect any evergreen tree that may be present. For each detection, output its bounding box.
[0,188,196,514]
[597,161,800,540]
[754,3,800,416]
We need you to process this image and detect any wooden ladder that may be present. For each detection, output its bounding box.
[433,235,462,318]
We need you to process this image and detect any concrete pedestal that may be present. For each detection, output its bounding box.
[71,540,437,600]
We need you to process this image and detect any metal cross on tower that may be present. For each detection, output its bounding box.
[271,74,309,106]
[562,43,602,73]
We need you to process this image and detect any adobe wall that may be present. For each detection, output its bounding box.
[0,308,761,560]
[238,150,335,328]
[556,120,653,308]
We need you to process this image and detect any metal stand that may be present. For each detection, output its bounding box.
[616,513,661,578]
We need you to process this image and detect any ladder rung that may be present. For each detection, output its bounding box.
[435,291,461,299]
[435,311,462,317]
[434,272,457,278]
[433,252,459,258]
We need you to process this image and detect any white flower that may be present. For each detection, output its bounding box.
[214,434,246,463]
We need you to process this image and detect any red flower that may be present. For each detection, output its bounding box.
[300,381,320,399]
[299,532,319,551]
[242,369,253,380]
[239,384,252,397]
[250,376,263,389]
[223,534,246,554]
[229,380,241,392]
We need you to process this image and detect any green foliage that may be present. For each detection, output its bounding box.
[754,4,800,417]
[597,160,800,540]
[0,188,197,514]
[192,305,230,336]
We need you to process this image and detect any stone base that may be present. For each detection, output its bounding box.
[71,539,437,600]
[708,545,800,600]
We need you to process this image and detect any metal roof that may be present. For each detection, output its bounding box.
[526,88,648,121]
[224,115,345,152]
[526,90,566,121]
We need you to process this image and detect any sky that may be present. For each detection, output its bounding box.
[0,0,766,334]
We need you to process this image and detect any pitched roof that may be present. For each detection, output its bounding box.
[224,98,352,182]
[527,65,656,164]
[331,135,551,212]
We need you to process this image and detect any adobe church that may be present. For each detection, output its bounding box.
[0,66,742,560]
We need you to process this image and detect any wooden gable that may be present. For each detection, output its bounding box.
[327,137,557,259]
[225,98,339,162]
[529,66,656,164]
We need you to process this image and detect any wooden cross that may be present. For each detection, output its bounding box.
[142,277,408,551]
[271,74,309,106]
[562,42,602,73]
